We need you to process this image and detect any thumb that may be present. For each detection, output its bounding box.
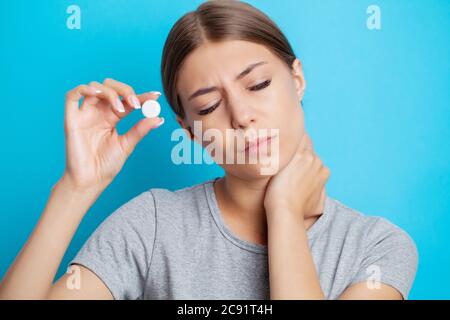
[120,117,164,156]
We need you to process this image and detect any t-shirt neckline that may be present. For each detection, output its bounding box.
[204,177,333,254]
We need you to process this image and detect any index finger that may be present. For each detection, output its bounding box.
[298,132,314,155]
[103,78,141,109]
[65,84,101,123]
[136,91,162,104]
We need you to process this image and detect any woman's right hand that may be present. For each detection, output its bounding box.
[264,132,329,221]
[61,78,164,192]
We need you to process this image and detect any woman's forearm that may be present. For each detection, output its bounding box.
[267,210,324,300]
[0,175,105,299]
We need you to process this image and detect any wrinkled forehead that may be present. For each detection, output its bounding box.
[176,40,280,100]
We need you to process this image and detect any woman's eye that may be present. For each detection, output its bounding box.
[196,80,271,116]
[198,100,221,116]
[249,79,271,91]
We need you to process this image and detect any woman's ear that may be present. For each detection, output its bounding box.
[176,115,194,140]
[292,58,306,101]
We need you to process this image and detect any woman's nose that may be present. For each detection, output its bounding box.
[228,98,255,130]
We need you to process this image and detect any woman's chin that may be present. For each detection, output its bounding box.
[222,162,281,181]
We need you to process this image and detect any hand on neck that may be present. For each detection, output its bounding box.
[213,174,327,236]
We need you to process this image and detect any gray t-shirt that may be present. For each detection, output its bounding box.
[69,177,418,300]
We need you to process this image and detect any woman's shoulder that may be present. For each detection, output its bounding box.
[134,179,217,224]
[147,178,214,205]
[326,196,418,259]
[325,197,419,298]
[102,179,214,225]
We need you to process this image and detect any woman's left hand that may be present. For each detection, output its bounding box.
[264,132,330,221]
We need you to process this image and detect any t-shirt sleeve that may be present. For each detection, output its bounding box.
[349,217,419,299]
[69,190,156,300]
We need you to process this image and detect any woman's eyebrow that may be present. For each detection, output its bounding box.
[187,61,268,101]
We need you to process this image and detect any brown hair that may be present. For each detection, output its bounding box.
[161,0,297,119]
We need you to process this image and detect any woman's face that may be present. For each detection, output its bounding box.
[176,39,306,180]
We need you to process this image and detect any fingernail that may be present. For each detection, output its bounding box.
[130,95,141,109]
[88,86,102,94]
[149,91,162,98]
[154,117,165,127]
[115,98,125,113]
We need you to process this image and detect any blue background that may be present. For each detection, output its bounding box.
[1,0,449,299]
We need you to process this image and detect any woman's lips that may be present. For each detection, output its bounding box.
[243,135,275,153]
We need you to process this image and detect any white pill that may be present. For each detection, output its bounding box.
[141,99,161,118]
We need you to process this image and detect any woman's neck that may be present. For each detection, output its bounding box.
[213,174,271,245]
[213,174,324,246]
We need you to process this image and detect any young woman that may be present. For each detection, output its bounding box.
[0,0,417,300]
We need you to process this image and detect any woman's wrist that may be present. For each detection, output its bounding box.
[266,206,306,229]
[50,174,108,219]
[56,173,109,197]
[264,200,295,217]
